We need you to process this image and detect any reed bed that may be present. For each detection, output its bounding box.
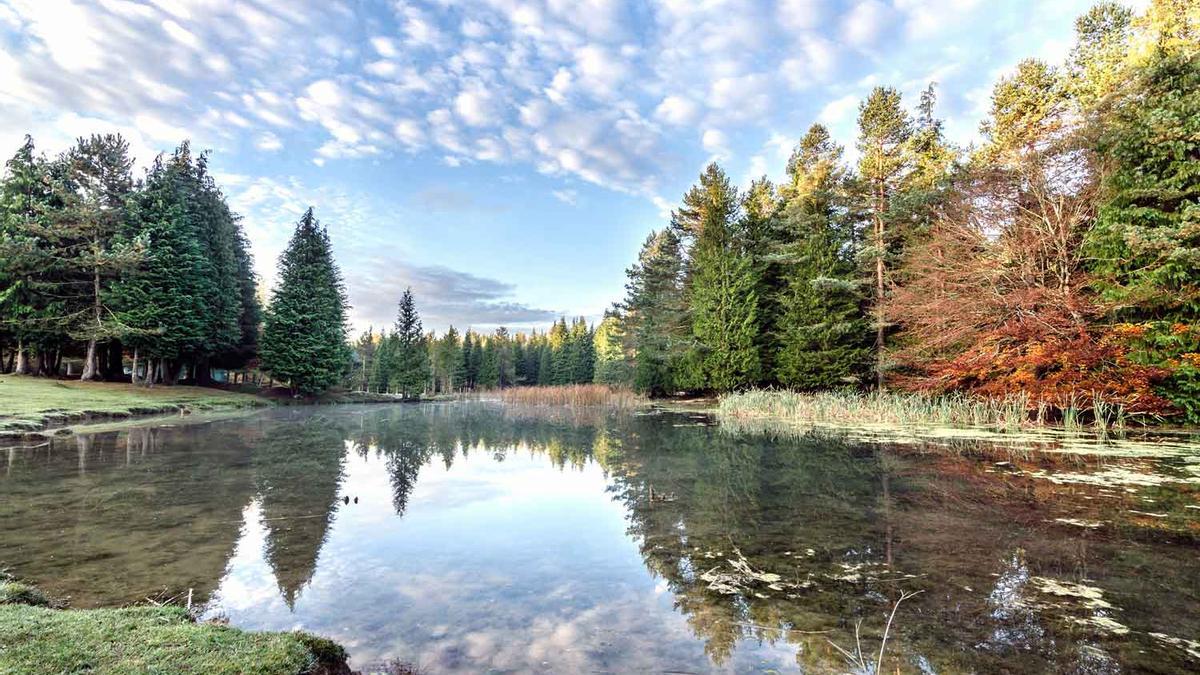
[495,384,647,410]
[718,389,1126,432]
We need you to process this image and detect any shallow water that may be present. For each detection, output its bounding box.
[2,403,1198,673]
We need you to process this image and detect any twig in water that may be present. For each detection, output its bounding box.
[827,590,925,674]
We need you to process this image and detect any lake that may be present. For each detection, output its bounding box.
[2,402,1198,673]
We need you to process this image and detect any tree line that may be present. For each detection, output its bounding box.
[347,305,610,397]
[0,137,261,384]
[608,0,1199,421]
[0,135,356,396]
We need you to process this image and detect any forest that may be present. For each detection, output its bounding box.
[0,0,1196,422]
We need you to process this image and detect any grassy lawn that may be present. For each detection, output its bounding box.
[0,602,347,674]
[0,375,270,432]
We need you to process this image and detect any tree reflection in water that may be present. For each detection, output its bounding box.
[2,403,1198,673]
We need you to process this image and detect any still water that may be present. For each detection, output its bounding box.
[2,403,1198,673]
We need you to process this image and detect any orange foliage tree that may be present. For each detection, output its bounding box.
[886,115,1173,416]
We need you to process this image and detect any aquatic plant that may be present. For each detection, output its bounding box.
[494,384,647,409]
[718,389,1149,432]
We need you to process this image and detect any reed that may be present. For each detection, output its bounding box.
[495,384,647,409]
[717,389,1127,432]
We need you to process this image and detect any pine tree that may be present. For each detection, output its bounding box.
[392,287,428,399]
[370,331,397,393]
[0,136,57,375]
[593,313,631,385]
[1085,51,1200,420]
[739,177,781,384]
[856,87,912,388]
[479,337,499,388]
[676,163,759,391]
[689,243,760,390]
[775,125,871,389]
[55,135,145,380]
[259,208,350,395]
[622,228,687,395]
[114,145,215,383]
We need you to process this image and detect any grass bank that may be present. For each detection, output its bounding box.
[718,389,1136,432]
[0,375,270,433]
[0,580,349,675]
[495,384,647,409]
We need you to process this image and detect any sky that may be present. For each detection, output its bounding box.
[0,0,1134,334]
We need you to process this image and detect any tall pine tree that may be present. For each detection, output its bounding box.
[260,208,350,395]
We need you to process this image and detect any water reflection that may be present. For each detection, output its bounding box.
[1,403,1198,673]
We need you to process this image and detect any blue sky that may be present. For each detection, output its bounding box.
[0,0,1134,334]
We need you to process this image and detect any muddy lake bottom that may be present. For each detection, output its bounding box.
[2,402,1198,673]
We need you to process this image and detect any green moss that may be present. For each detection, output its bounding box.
[0,604,348,674]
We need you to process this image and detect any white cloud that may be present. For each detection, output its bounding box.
[393,118,424,148]
[701,128,729,157]
[371,36,399,58]
[455,84,497,127]
[818,93,860,126]
[842,0,893,48]
[161,19,201,50]
[552,188,578,205]
[254,132,283,152]
[654,95,698,126]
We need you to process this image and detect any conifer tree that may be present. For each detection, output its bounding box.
[622,228,687,395]
[856,87,912,388]
[775,125,871,389]
[677,163,760,391]
[392,287,428,399]
[56,135,144,380]
[689,243,761,390]
[260,208,350,395]
[0,136,56,375]
[593,313,631,385]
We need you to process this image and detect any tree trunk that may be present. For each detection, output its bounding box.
[81,248,102,381]
[131,348,139,385]
[13,341,28,375]
[81,339,98,380]
[105,340,124,380]
[53,348,62,377]
[874,177,886,390]
[194,358,212,387]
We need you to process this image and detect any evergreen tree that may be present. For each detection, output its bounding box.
[392,287,428,399]
[370,331,397,393]
[0,136,57,375]
[856,87,912,388]
[259,208,350,395]
[689,243,761,390]
[775,125,871,389]
[593,313,631,385]
[460,331,477,389]
[478,337,499,388]
[676,163,759,391]
[56,135,144,380]
[1085,51,1200,420]
[622,228,687,395]
[739,177,782,384]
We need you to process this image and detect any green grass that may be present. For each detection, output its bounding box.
[0,603,348,674]
[0,375,270,433]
